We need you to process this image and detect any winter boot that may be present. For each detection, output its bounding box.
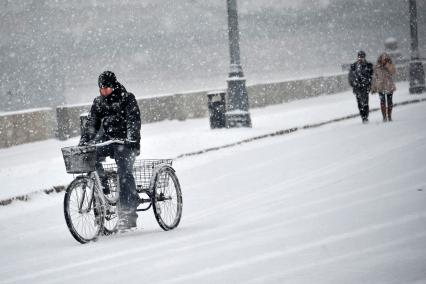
[117,218,137,233]
[117,211,138,233]
[381,103,387,122]
[387,106,393,122]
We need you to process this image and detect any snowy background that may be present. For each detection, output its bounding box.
[1,0,425,109]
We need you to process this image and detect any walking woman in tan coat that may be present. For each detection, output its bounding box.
[371,52,396,122]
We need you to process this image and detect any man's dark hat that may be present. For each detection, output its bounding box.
[357,50,366,58]
[98,71,117,88]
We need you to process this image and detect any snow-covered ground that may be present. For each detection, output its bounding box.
[0,81,426,283]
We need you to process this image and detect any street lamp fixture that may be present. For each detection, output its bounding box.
[225,0,252,127]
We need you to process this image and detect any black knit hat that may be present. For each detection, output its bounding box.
[357,50,366,59]
[98,71,117,88]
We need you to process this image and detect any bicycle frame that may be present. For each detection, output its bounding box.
[81,169,156,214]
[77,181,89,213]
[72,144,173,215]
[75,171,107,214]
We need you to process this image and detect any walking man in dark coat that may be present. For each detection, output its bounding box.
[348,51,374,123]
[79,71,141,231]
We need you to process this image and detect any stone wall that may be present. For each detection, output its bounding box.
[0,108,55,148]
[247,74,348,108]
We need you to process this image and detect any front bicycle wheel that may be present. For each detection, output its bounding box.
[152,166,183,231]
[102,171,119,235]
[104,170,119,204]
[64,177,104,244]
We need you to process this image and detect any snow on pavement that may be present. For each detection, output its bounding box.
[0,82,426,283]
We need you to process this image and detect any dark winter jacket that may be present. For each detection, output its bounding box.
[79,83,141,153]
[348,61,374,92]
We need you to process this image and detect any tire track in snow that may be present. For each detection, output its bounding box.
[245,232,426,284]
[181,122,426,207]
[177,179,426,254]
[154,213,426,284]
[181,144,426,226]
[7,211,426,284]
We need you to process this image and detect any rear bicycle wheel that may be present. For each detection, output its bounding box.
[63,177,104,243]
[152,166,183,230]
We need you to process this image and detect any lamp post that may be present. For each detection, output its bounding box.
[408,0,425,94]
[225,0,252,128]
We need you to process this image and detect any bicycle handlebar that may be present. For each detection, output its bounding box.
[85,139,137,147]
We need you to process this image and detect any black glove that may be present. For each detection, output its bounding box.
[124,139,140,156]
[124,139,138,146]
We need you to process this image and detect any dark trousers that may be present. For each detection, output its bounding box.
[379,92,393,121]
[96,144,139,222]
[379,92,393,108]
[354,89,369,120]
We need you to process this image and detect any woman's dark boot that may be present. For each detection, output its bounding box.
[381,103,387,122]
[387,106,393,122]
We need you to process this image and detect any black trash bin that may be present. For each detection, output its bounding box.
[207,91,226,129]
